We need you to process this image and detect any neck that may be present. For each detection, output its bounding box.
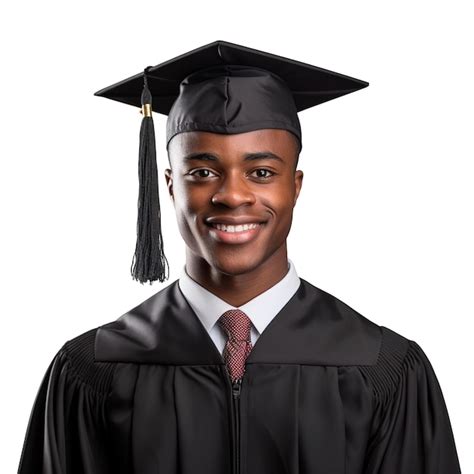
[184,245,289,307]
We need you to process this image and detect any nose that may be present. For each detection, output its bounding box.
[211,172,256,208]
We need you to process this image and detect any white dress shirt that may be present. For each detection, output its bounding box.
[178,258,301,355]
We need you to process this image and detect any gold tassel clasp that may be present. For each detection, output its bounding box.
[141,104,152,117]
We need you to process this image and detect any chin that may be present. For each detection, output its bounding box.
[207,251,267,276]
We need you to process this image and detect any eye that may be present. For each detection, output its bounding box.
[187,168,218,179]
[250,168,276,179]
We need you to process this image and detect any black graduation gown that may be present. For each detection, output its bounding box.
[18,277,462,474]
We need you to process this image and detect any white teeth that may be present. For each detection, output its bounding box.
[211,223,260,233]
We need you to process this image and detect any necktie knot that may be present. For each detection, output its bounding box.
[217,309,252,342]
[217,309,253,383]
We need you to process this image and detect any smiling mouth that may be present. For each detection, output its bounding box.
[208,222,262,233]
[206,221,266,244]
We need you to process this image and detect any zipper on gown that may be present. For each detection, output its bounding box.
[232,378,242,474]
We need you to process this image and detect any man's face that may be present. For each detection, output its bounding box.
[165,128,303,275]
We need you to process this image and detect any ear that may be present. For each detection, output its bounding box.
[293,169,303,206]
[164,168,174,203]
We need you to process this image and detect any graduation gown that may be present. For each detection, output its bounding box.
[18,277,462,474]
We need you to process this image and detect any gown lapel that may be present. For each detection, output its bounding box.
[95,278,382,366]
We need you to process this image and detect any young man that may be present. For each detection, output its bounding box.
[18,41,462,473]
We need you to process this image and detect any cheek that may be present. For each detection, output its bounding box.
[172,183,208,240]
[264,187,296,239]
[172,201,201,252]
[173,180,204,214]
[262,182,295,216]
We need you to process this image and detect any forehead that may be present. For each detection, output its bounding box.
[167,129,298,159]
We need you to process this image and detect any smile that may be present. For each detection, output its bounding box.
[207,222,265,244]
[210,222,261,233]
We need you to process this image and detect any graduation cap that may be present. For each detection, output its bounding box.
[94,40,369,285]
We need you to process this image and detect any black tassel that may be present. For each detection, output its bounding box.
[130,66,169,284]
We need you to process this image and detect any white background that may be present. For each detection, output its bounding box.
[1,1,472,472]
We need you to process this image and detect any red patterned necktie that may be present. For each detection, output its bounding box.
[217,309,253,383]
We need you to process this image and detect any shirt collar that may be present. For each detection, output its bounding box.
[178,258,301,335]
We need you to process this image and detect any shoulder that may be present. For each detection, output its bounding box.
[295,278,414,367]
[302,280,440,404]
[301,278,382,336]
[313,281,424,403]
[54,326,116,396]
[354,320,430,408]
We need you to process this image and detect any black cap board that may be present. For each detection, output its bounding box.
[93,40,369,285]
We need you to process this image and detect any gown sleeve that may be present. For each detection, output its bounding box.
[17,328,116,474]
[363,337,462,473]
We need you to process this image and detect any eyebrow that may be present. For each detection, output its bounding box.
[182,151,285,164]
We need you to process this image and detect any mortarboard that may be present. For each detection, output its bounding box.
[94,40,369,285]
